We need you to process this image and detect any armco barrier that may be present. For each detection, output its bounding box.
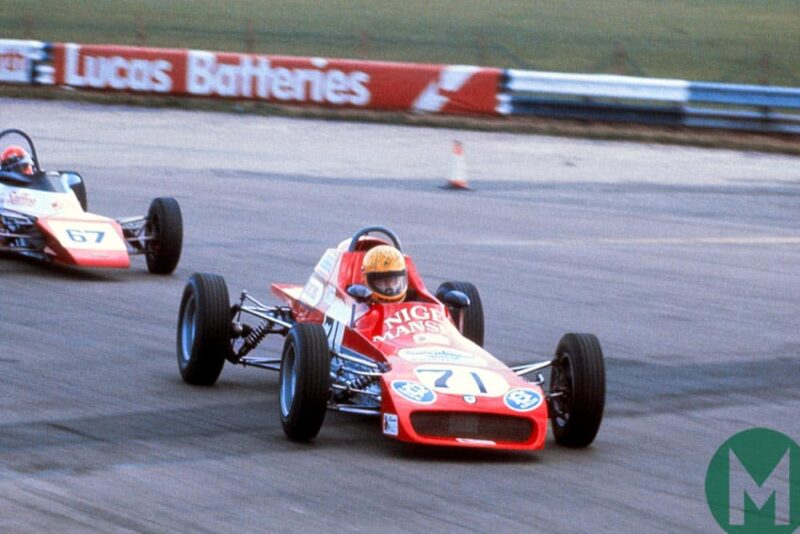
[49,43,501,115]
[3,38,800,133]
[501,70,800,134]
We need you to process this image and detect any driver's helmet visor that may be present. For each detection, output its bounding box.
[366,270,408,298]
[3,152,33,175]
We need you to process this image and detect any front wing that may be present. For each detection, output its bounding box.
[380,377,548,450]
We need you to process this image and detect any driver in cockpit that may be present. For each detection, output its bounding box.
[0,146,34,176]
[361,245,408,303]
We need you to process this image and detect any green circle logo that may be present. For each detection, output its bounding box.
[706,428,800,533]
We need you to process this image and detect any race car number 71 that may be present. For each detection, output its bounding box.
[415,365,508,397]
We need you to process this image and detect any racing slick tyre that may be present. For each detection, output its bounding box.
[436,281,484,347]
[177,273,231,386]
[70,180,88,211]
[145,197,183,275]
[549,333,605,448]
[279,323,331,442]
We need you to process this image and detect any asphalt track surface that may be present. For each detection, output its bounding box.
[1,98,799,532]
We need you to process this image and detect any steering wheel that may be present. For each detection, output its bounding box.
[348,226,403,252]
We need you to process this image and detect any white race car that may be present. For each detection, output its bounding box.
[0,128,182,273]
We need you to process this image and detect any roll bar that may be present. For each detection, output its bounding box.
[347,225,403,252]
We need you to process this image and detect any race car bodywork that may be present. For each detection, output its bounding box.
[177,226,606,451]
[0,129,183,273]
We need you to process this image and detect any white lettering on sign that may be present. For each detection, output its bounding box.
[186,51,370,105]
[64,44,173,92]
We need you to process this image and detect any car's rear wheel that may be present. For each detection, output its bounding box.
[177,273,230,386]
[549,333,605,447]
[145,197,183,275]
[279,323,331,442]
[436,280,484,346]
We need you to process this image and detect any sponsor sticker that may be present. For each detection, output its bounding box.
[504,388,543,412]
[3,190,37,208]
[322,284,337,306]
[391,380,436,405]
[299,277,324,307]
[373,305,449,343]
[398,347,483,365]
[314,249,338,277]
[383,413,399,436]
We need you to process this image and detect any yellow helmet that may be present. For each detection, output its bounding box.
[362,245,408,303]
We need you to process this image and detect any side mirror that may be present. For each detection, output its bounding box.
[60,171,87,211]
[347,284,373,303]
[439,290,470,309]
[60,171,83,188]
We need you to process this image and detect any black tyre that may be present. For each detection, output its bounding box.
[145,197,183,274]
[70,180,88,211]
[279,323,331,442]
[177,273,231,386]
[435,281,484,347]
[549,333,605,447]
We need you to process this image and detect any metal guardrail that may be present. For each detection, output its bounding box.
[500,70,800,134]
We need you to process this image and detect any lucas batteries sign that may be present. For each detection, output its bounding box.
[52,43,500,114]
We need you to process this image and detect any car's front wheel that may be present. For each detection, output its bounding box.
[549,333,605,447]
[177,273,231,386]
[279,323,331,442]
[145,197,183,274]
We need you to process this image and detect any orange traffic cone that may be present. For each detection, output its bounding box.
[441,140,471,190]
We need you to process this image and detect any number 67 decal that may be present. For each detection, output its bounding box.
[66,229,105,243]
[415,365,508,396]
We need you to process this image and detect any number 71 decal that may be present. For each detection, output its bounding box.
[415,365,508,397]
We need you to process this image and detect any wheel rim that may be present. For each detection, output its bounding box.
[550,353,573,428]
[180,294,197,364]
[280,344,297,417]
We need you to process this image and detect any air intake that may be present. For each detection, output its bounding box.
[410,412,534,443]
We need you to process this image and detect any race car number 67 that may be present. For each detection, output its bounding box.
[66,229,105,243]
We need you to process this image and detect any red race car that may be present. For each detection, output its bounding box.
[177,226,605,450]
[0,129,182,273]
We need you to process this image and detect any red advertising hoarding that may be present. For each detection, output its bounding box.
[52,43,500,115]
